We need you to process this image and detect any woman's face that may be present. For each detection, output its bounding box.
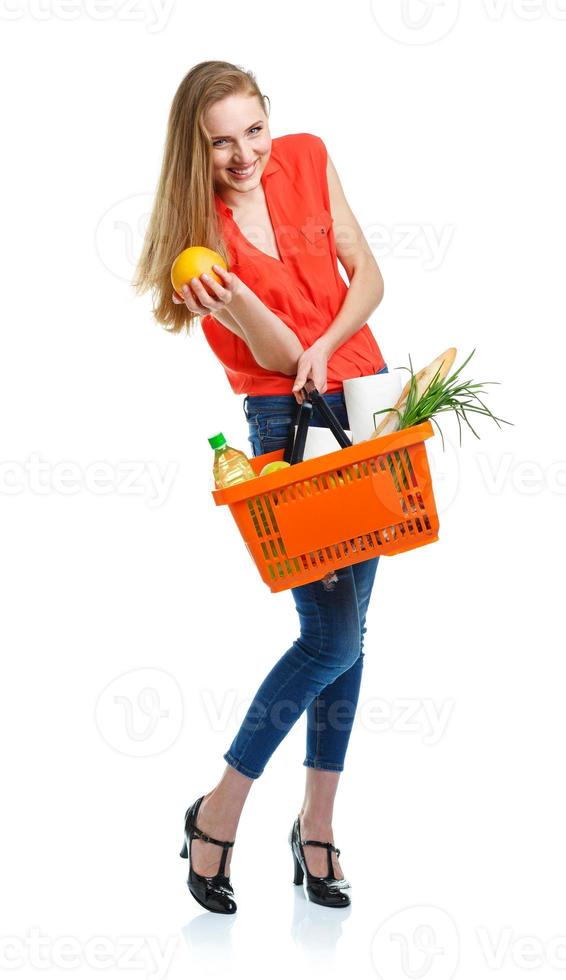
[204,94,271,198]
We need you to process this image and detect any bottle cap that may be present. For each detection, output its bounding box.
[208,432,227,450]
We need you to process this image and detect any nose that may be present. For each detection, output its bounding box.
[231,140,252,164]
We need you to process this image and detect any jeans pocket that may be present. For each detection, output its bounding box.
[266,415,295,438]
[260,415,295,453]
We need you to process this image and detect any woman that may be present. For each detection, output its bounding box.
[134,61,388,915]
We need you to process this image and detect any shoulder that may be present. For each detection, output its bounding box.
[271,132,328,168]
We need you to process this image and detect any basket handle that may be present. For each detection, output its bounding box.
[283,381,353,465]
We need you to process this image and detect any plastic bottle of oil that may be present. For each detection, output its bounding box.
[209,433,256,489]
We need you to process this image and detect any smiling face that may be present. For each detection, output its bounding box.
[204,93,271,199]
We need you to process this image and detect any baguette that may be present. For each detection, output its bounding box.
[370,348,457,437]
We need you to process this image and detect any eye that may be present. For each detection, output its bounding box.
[212,125,262,148]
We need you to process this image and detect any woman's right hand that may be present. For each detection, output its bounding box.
[172,263,242,317]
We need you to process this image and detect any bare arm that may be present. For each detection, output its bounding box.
[205,278,304,375]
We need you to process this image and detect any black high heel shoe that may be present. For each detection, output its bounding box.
[180,796,237,914]
[289,814,351,907]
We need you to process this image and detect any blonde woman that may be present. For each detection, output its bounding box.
[134,61,387,914]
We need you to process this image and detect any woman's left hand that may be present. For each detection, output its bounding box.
[292,342,330,405]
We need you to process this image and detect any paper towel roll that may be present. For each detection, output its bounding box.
[292,425,353,461]
[342,371,405,443]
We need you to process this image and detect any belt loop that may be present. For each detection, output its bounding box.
[243,394,249,418]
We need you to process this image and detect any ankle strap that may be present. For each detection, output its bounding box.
[193,824,235,849]
[301,839,341,857]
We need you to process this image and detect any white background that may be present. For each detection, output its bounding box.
[1,1,565,978]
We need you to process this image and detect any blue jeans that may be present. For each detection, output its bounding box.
[222,364,389,780]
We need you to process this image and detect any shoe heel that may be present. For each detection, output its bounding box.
[180,840,188,859]
[292,850,304,885]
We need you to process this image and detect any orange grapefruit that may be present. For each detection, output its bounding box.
[171,247,228,299]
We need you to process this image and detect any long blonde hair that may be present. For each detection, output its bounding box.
[132,61,269,336]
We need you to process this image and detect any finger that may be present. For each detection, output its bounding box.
[180,284,207,315]
[212,263,231,283]
[200,273,230,302]
[292,372,308,393]
[189,277,223,310]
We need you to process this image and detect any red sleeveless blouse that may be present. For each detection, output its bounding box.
[200,132,385,395]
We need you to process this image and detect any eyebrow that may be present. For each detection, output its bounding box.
[210,120,263,140]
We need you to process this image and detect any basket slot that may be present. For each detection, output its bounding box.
[402,447,419,488]
[279,537,301,574]
[248,497,270,538]
[264,495,280,533]
[393,450,410,491]
[247,500,263,538]
[266,534,302,581]
[384,453,402,493]
[382,451,424,520]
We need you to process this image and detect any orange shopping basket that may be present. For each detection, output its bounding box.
[211,384,440,593]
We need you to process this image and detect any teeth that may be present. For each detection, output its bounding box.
[229,162,255,174]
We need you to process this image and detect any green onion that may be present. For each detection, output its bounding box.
[372,349,513,451]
